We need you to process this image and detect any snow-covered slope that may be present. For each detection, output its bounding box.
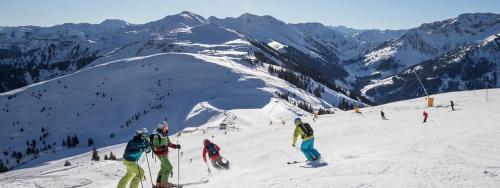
[0,51,357,170]
[1,89,499,187]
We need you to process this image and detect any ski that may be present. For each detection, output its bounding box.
[172,179,209,187]
[286,160,303,165]
[300,160,328,168]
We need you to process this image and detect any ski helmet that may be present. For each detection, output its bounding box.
[294,118,302,125]
[136,128,148,135]
[157,121,169,134]
[203,139,210,145]
[136,128,148,139]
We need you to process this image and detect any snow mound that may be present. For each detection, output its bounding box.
[267,41,287,53]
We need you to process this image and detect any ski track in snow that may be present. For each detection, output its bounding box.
[1,90,500,187]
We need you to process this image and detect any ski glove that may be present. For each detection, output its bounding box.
[176,144,181,149]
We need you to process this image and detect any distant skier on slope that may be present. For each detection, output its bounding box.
[450,100,455,111]
[423,111,429,123]
[381,110,387,120]
[202,139,229,169]
[150,121,181,188]
[292,118,321,161]
[118,128,151,188]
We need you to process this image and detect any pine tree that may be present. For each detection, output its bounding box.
[91,147,100,161]
[109,152,117,160]
[0,160,8,173]
[87,138,94,146]
[104,154,109,160]
[64,160,71,166]
[66,136,72,147]
[72,135,80,146]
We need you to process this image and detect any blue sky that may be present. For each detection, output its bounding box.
[1,0,499,29]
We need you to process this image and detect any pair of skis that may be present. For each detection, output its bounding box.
[286,159,328,168]
[152,179,209,188]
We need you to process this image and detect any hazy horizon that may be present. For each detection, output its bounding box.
[1,0,499,30]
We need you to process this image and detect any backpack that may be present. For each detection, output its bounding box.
[149,134,165,155]
[299,123,314,137]
[206,143,218,157]
[149,134,156,144]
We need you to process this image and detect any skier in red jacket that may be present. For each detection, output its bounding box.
[202,139,229,169]
[423,111,429,123]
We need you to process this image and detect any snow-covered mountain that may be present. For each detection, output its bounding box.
[1,11,367,173]
[0,12,356,99]
[1,10,500,187]
[1,89,499,187]
[361,33,500,103]
[1,11,499,106]
[328,25,407,58]
[351,13,500,79]
[0,50,360,171]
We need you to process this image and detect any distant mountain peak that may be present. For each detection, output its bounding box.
[155,11,207,24]
[235,13,286,25]
[177,11,205,21]
[329,25,363,34]
[417,12,500,34]
[99,19,129,28]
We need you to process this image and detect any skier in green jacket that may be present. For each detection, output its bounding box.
[292,118,321,161]
[151,121,181,188]
[117,128,151,188]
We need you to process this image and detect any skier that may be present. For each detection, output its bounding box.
[292,118,321,161]
[150,121,181,188]
[450,100,455,111]
[202,139,229,169]
[117,128,151,188]
[381,110,387,120]
[423,111,429,123]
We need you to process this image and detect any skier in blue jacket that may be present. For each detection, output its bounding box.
[118,128,151,188]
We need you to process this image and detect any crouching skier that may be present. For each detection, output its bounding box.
[292,118,321,162]
[118,128,151,188]
[202,139,229,169]
[151,121,181,188]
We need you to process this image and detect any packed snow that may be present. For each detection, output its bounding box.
[1,89,499,187]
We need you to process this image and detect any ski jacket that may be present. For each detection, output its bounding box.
[123,137,150,162]
[292,123,314,145]
[202,143,221,162]
[423,111,428,117]
[151,134,178,157]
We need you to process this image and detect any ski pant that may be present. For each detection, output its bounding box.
[156,156,173,185]
[117,160,144,188]
[211,157,229,169]
[300,139,321,161]
[424,116,428,122]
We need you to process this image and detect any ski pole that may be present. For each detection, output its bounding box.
[136,160,144,188]
[145,152,154,187]
[177,140,180,186]
[293,146,301,152]
[205,161,211,174]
